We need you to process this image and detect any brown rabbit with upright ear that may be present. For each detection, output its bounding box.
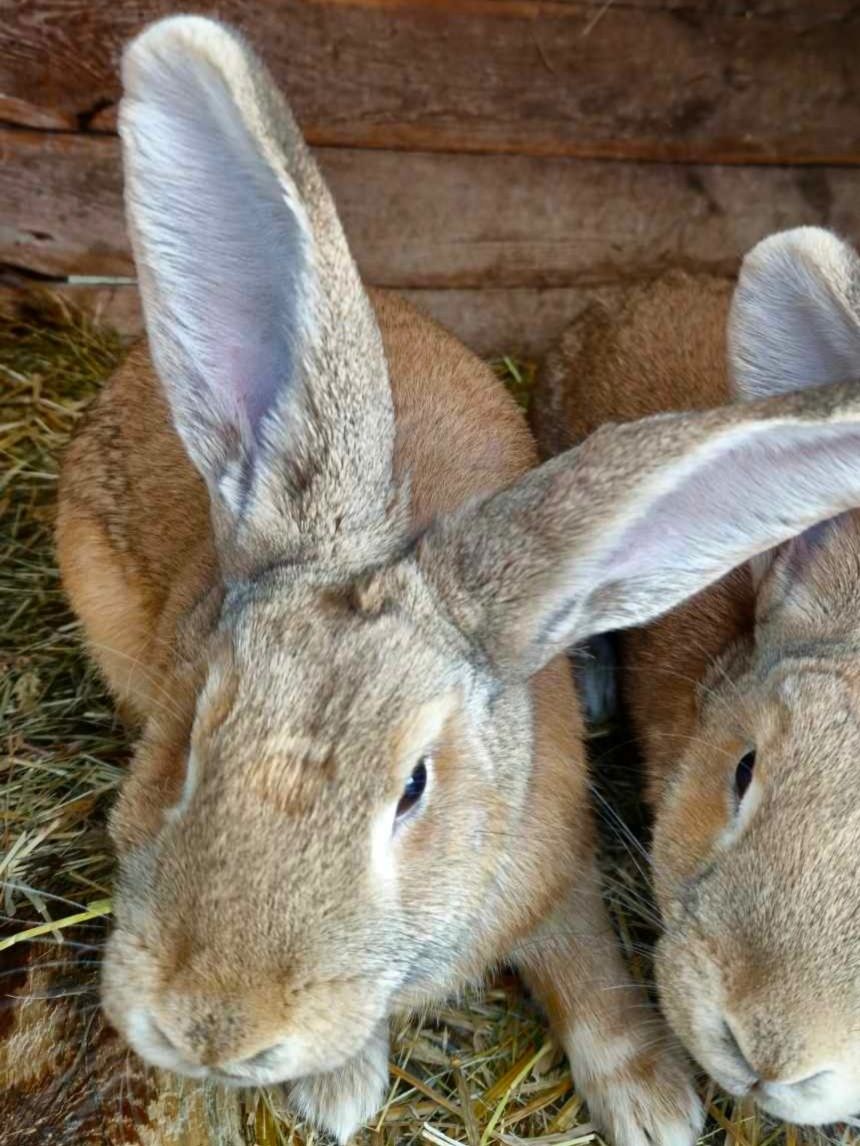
[56,21,860,1141]
[536,227,860,1129]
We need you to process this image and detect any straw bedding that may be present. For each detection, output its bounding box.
[0,293,851,1146]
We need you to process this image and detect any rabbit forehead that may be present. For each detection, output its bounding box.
[155,571,475,829]
[218,572,471,732]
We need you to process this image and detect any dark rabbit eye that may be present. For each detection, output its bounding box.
[734,751,756,803]
[396,758,428,820]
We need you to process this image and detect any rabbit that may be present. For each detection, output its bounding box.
[55,19,860,1142]
[534,227,860,1129]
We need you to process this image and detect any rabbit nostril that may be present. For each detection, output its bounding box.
[217,1041,284,1079]
[149,1016,179,1052]
[240,1043,281,1069]
[722,1019,758,1079]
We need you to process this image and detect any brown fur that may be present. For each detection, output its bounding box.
[60,280,696,1141]
[58,22,860,1143]
[535,240,860,1126]
[54,18,710,1146]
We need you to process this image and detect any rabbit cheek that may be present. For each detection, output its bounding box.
[110,651,237,852]
[101,929,172,1064]
[651,741,746,909]
[654,934,740,1087]
[109,737,190,852]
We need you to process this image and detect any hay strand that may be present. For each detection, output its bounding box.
[0,291,854,1146]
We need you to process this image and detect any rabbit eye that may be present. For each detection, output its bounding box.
[396,757,429,821]
[734,751,756,803]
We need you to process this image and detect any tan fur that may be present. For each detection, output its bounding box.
[536,247,860,1126]
[56,293,529,725]
[62,289,698,1143]
[54,19,709,1145]
[67,310,685,1141]
[58,22,860,1143]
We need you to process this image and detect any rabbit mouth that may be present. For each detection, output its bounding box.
[753,1075,860,1128]
[695,1029,860,1127]
[121,1002,374,1086]
[700,1055,860,1128]
[212,1051,294,1087]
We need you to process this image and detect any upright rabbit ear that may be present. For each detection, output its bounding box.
[729,227,860,400]
[120,17,397,570]
[416,384,860,681]
[729,228,860,587]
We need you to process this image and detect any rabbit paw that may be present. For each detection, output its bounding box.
[571,1029,703,1146]
[288,1030,390,1143]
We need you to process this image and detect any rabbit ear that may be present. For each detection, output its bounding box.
[729,228,860,587]
[120,17,397,570]
[416,384,860,681]
[729,227,860,401]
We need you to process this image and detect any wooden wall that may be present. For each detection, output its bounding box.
[2,1,860,356]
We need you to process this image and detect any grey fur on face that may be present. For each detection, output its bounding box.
[60,18,860,1144]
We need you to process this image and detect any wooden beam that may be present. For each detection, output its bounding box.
[3,129,860,288]
[1,0,859,164]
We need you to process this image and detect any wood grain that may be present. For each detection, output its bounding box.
[2,0,859,164]
[4,129,860,288]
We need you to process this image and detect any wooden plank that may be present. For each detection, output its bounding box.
[1,0,859,164]
[0,281,630,358]
[400,287,624,359]
[3,128,860,287]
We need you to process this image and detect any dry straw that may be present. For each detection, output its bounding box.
[0,293,853,1146]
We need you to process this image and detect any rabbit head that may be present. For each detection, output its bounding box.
[104,23,860,1128]
[653,228,860,1127]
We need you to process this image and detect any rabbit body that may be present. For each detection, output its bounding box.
[57,18,860,1143]
[536,232,860,1127]
[56,20,704,1144]
[60,291,629,1142]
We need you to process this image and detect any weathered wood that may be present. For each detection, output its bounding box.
[1,0,859,164]
[3,127,859,287]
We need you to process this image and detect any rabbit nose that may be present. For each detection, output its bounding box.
[233,1043,283,1069]
[722,1019,758,1080]
[148,1016,183,1055]
[141,1001,240,1069]
[723,1018,834,1093]
[214,1040,290,1082]
[720,1022,761,1081]
[141,1002,290,1078]
[148,1012,218,1067]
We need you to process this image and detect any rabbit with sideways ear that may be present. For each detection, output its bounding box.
[56,21,860,1143]
[536,227,860,1129]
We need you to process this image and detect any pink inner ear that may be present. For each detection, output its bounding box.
[729,229,860,402]
[224,337,284,439]
[597,424,860,595]
[123,42,310,478]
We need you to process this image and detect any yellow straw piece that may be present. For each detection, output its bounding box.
[0,897,112,951]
